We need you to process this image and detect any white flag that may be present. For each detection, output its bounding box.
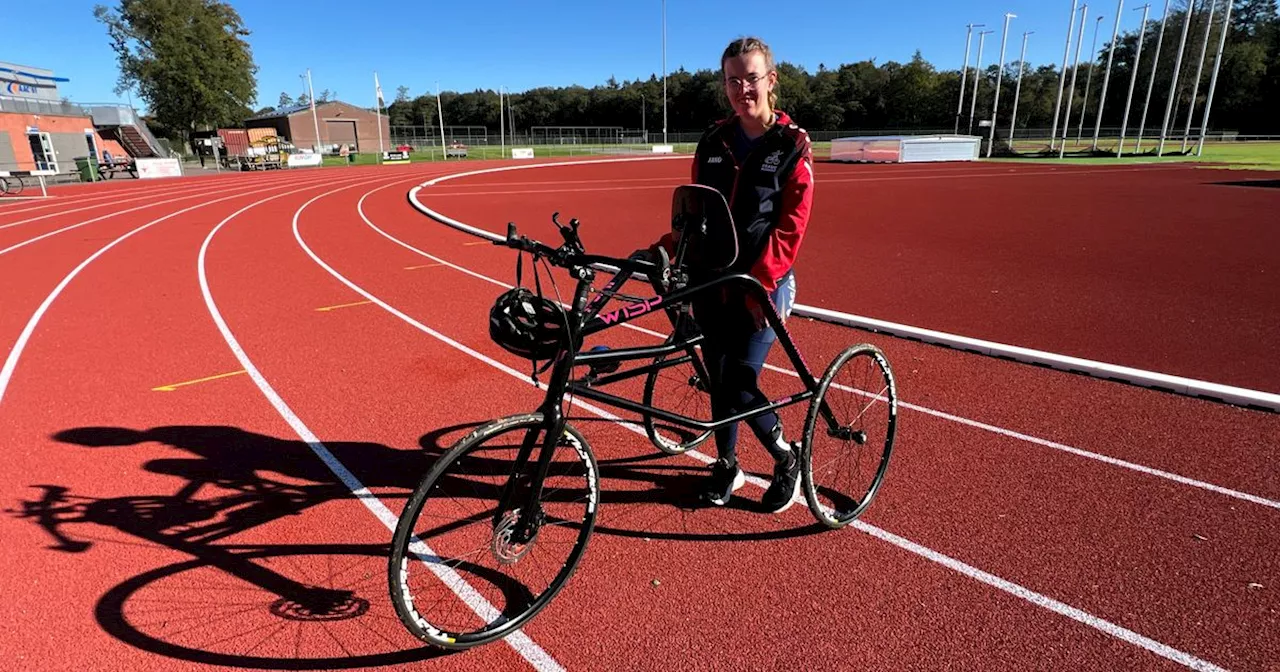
[374,72,384,109]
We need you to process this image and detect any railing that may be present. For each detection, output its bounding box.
[0,95,88,116]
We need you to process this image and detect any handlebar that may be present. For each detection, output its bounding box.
[495,215,658,278]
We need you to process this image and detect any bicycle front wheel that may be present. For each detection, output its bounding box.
[801,344,898,528]
[388,413,599,649]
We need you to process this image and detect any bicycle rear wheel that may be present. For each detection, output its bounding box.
[642,335,713,455]
[801,344,897,528]
[388,413,598,649]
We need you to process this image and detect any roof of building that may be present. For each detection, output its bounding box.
[245,99,376,121]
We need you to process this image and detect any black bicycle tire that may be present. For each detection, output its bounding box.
[388,413,598,649]
[2,176,23,196]
[642,338,713,455]
[801,343,897,529]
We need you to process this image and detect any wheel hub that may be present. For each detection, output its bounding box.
[492,509,541,565]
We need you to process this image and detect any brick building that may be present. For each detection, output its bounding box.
[244,100,389,154]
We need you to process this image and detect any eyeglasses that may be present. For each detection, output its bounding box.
[725,72,770,90]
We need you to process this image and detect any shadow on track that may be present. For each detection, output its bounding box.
[9,422,824,667]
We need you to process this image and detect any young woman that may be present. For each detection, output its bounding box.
[645,36,814,512]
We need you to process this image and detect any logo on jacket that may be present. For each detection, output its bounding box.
[706,156,722,164]
[761,150,783,173]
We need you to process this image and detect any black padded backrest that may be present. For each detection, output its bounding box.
[671,184,738,274]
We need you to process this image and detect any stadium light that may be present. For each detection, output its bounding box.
[1158,0,1195,155]
[956,23,985,135]
[1182,0,1218,152]
[1051,0,1081,150]
[499,86,505,157]
[968,30,993,135]
[1078,16,1105,143]
[1117,4,1153,156]
[1136,0,1171,152]
[1060,4,1090,158]
[986,13,1016,158]
[662,0,667,145]
[1091,0,1126,151]
[1008,31,1034,145]
[1196,0,1233,155]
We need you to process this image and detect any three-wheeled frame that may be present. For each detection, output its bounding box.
[388,186,898,651]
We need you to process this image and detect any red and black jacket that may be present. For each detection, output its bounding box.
[686,110,815,294]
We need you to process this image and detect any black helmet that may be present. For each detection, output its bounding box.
[489,287,569,360]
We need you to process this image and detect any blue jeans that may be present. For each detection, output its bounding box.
[697,271,797,464]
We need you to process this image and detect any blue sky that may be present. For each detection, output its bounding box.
[7,1,1129,111]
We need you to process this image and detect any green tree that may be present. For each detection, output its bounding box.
[94,0,259,155]
[278,91,294,107]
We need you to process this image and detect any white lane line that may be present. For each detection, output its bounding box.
[0,173,340,257]
[407,161,1280,413]
[362,184,1280,512]
[0,174,286,218]
[0,175,372,407]
[0,173,311,231]
[201,176,563,672]
[316,182,1230,672]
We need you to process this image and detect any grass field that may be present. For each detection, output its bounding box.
[304,139,1280,171]
[986,140,1280,169]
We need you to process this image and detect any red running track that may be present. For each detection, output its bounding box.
[418,158,1280,393]
[0,160,1275,671]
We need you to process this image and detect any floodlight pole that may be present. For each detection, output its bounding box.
[956,23,983,135]
[499,86,505,157]
[968,30,992,135]
[1009,31,1034,144]
[987,13,1016,157]
[1060,5,1090,158]
[1182,0,1217,152]
[1118,4,1152,156]
[1158,0,1194,156]
[1051,0,1081,150]
[1078,16,1105,143]
[641,93,647,141]
[1136,0,1171,152]
[661,0,667,145]
[306,69,322,154]
[1092,0,1126,151]
[1196,0,1233,155]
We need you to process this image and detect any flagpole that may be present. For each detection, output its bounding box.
[306,68,321,154]
[436,82,446,159]
[374,72,385,160]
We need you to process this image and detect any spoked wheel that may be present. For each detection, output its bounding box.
[1,176,23,196]
[642,327,713,455]
[801,344,897,529]
[388,413,598,649]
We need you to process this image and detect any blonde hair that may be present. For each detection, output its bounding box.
[722,36,778,109]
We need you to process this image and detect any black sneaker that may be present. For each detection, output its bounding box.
[761,446,801,513]
[704,457,745,506]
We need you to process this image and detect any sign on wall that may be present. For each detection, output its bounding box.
[511,148,535,159]
[0,62,66,102]
[136,158,183,179]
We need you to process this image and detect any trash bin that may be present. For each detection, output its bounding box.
[74,156,101,182]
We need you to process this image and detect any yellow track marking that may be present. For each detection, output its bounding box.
[404,263,444,270]
[315,300,374,312]
[152,370,247,392]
